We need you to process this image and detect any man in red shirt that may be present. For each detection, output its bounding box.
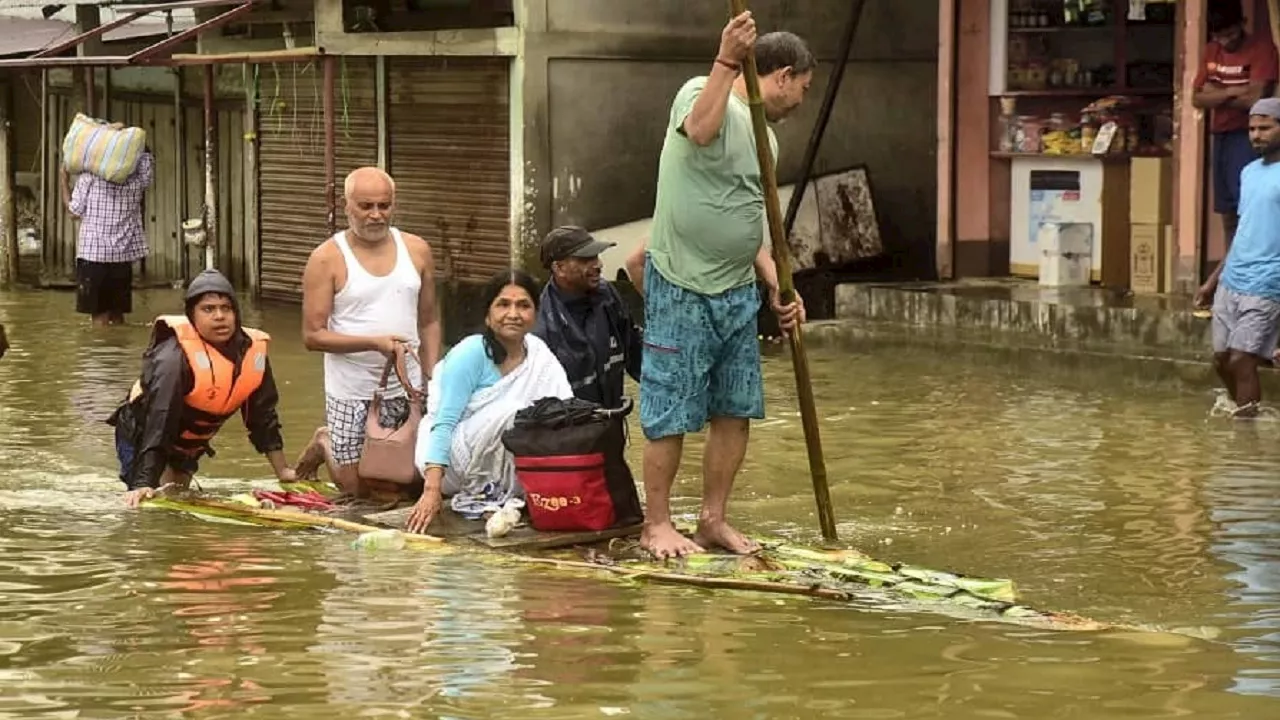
[1193,2,1280,307]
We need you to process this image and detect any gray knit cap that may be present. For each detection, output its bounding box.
[1250,97,1280,120]
[183,268,241,328]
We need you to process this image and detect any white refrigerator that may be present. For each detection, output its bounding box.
[1009,156,1106,283]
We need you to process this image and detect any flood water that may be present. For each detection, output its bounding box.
[1,287,1279,718]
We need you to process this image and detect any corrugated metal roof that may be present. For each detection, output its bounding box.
[0,14,193,57]
[0,2,144,7]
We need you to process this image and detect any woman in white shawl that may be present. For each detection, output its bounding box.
[406,270,573,534]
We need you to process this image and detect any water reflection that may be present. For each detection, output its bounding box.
[1204,451,1280,697]
[0,289,1279,716]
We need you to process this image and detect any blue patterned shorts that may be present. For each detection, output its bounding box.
[639,256,765,440]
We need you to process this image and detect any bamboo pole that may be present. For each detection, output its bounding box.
[152,496,445,544]
[728,0,837,541]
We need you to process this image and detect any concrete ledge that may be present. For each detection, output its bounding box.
[833,280,1212,362]
[793,319,1280,396]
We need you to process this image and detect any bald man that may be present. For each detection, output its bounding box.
[300,167,443,499]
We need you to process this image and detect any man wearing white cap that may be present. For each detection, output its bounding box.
[1207,96,1280,416]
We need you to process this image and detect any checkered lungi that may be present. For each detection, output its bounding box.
[324,395,418,467]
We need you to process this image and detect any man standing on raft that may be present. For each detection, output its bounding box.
[637,13,810,559]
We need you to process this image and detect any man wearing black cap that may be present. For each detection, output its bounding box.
[534,226,642,408]
[107,269,297,507]
[533,226,645,524]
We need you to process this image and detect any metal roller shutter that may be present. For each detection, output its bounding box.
[257,58,378,302]
[387,57,511,283]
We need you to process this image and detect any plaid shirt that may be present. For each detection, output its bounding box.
[70,151,154,264]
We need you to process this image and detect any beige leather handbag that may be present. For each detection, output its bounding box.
[357,345,423,485]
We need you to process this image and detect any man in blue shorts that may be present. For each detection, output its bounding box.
[1193,2,1279,307]
[1209,97,1280,417]
[638,12,810,559]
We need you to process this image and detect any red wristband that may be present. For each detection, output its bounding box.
[715,57,740,73]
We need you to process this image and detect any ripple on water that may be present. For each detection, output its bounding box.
[3,291,1280,715]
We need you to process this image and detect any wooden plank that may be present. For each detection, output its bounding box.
[469,523,642,551]
[1173,0,1205,291]
[359,504,642,551]
[935,0,955,280]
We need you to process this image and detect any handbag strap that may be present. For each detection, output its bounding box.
[374,343,423,401]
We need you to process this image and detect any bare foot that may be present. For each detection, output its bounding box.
[694,519,760,555]
[640,521,704,560]
[293,426,330,481]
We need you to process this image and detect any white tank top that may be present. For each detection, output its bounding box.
[323,228,422,400]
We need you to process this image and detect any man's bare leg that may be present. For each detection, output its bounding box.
[693,416,758,554]
[1229,350,1262,417]
[640,435,704,559]
[1214,352,1238,403]
[294,426,338,482]
[329,464,365,498]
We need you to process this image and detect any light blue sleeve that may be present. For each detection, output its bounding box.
[417,336,497,468]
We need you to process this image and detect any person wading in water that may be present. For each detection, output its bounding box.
[1207,98,1280,417]
[108,269,297,507]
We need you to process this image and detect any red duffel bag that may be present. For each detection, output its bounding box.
[514,452,616,532]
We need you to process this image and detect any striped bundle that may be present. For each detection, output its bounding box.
[60,113,147,184]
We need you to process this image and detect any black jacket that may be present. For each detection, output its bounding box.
[534,280,642,409]
[108,330,284,490]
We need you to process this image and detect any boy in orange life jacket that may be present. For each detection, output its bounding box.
[107,269,297,508]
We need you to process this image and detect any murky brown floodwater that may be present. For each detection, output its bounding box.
[1,287,1279,718]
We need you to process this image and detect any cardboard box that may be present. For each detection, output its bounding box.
[1130,157,1173,225]
[1130,223,1164,294]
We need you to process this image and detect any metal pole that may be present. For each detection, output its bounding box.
[324,54,337,237]
[176,66,188,276]
[203,64,216,270]
[168,11,189,278]
[0,80,15,287]
[782,0,864,240]
[40,69,49,272]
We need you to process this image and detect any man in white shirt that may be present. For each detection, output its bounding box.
[300,167,443,498]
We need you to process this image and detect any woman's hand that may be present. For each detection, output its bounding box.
[405,485,442,535]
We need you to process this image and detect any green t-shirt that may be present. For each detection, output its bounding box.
[648,76,778,295]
